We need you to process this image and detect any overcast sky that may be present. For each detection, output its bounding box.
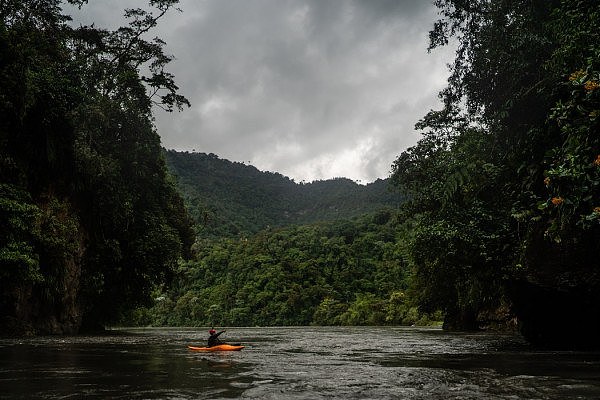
[65,0,454,183]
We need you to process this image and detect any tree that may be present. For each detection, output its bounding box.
[391,0,600,346]
[0,0,194,334]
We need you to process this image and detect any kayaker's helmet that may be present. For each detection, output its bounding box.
[209,329,216,335]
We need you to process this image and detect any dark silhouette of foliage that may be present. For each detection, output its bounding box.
[392,0,600,347]
[0,0,193,334]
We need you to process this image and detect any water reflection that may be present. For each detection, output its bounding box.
[0,335,253,399]
[1,327,600,399]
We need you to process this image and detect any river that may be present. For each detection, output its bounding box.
[1,326,599,399]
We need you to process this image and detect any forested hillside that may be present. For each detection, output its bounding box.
[165,150,403,238]
[0,0,193,335]
[124,210,443,328]
[125,152,418,328]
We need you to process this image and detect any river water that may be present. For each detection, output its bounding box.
[1,326,599,399]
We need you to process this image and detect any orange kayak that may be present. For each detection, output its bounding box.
[188,344,245,352]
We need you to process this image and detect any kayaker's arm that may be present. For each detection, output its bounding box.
[207,330,227,347]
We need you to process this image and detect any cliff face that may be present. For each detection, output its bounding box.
[440,226,600,349]
[33,243,83,335]
[6,261,81,335]
[511,280,600,349]
[0,196,86,336]
[510,228,600,348]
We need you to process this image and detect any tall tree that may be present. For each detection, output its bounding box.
[392,0,600,346]
[0,0,194,334]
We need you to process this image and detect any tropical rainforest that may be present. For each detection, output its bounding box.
[1,0,599,348]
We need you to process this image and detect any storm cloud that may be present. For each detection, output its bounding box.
[66,0,453,183]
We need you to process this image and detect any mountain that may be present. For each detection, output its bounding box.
[164,150,404,238]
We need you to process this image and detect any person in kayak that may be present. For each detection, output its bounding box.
[207,328,226,347]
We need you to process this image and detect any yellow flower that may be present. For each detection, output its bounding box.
[551,197,564,206]
[569,69,586,82]
[584,80,600,91]
[544,177,551,186]
[594,207,600,214]
[594,155,600,166]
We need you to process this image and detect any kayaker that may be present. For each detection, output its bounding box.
[207,328,226,347]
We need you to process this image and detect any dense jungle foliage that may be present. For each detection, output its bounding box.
[391,0,600,346]
[124,209,441,327]
[0,0,193,334]
[165,150,403,239]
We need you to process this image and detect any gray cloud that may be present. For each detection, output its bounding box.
[65,0,453,183]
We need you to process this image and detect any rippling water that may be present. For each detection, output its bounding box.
[1,326,599,399]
